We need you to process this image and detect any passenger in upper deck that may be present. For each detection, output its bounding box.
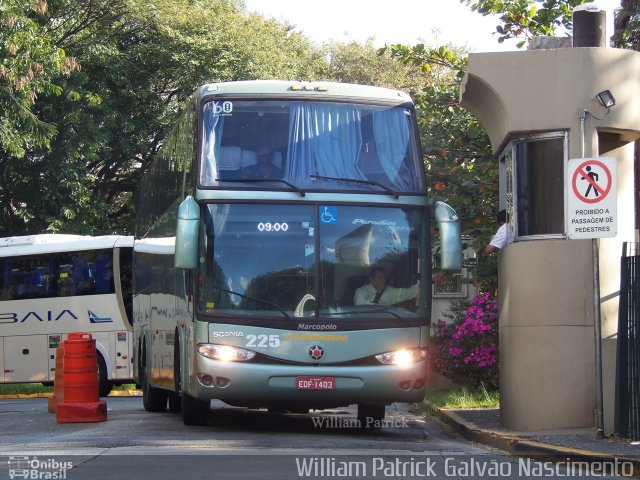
[242,145,283,179]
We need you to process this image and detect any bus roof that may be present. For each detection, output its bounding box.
[0,234,134,256]
[134,236,175,255]
[193,80,413,104]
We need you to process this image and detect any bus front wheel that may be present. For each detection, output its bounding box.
[168,392,181,413]
[181,392,210,426]
[357,404,386,429]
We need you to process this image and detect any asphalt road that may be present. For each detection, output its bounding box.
[0,397,629,480]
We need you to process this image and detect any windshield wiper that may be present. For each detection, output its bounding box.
[216,178,305,197]
[322,306,404,321]
[208,285,293,322]
[310,175,399,199]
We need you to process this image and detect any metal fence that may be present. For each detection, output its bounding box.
[615,242,640,439]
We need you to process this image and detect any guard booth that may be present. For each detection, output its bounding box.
[459,16,640,430]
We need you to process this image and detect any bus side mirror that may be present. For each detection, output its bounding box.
[175,196,200,269]
[435,201,462,271]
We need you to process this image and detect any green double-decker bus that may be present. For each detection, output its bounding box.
[133,80,461,426]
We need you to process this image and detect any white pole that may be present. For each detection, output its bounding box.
[581,107,605,439]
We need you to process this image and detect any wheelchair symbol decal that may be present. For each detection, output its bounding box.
[320,206,338,224]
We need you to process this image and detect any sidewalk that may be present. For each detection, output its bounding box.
[437,408,640,475]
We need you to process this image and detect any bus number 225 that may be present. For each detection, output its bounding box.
[245,334,280,348]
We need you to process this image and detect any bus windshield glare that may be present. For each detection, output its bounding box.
[199,99,425,193]
[198,203,426,320]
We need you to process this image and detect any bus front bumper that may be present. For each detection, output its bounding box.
[190,356,428,408]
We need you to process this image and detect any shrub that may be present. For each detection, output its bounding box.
[430,292,499,388]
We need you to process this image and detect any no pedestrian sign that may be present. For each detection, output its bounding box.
[566,157,617,239]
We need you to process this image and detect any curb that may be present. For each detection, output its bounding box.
[0,392,54,399]
[107,390,142,396]
[436,409,640,476]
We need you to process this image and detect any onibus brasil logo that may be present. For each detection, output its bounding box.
[8,456,72,479]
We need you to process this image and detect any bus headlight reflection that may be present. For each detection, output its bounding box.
[197,344,256,362]
[375,348,427,366]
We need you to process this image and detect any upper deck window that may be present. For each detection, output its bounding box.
[199,99,425,193]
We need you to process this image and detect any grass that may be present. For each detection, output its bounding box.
[0,383,53,395]
[421,385,499,416]
[0,382,139,395]
[111,383,139,391]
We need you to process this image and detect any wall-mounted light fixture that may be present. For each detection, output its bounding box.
[580,89,616,133]
[595,89,616,108]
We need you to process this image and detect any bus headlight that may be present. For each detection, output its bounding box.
[197,344,256,362]
[375,348,427,366]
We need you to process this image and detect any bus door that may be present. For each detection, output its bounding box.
[4,335,49,383]
[114,331,132,379]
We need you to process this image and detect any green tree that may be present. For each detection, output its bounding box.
[0,0,77,157]
[613,0,640,49]
[317,39,426,89]
[461,0,591,47]
[0,0,320,236]
[0,0,82,229]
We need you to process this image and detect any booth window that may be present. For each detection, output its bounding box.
[500,133,566,240]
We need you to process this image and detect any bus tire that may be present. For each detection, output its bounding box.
[182,392,210,426]
[168,392,182,413]
[169,332,182,413]
[142,369,168,412]
[141,343,168,412]
[97,354,113,397]
[173,331,182,395]
[357,404,385,429]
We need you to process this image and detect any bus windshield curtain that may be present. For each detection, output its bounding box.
[372,109,416,191]
[286,103,366,188]
[201,106,224,184]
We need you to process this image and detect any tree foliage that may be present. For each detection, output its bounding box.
[317,39,427,89]
[0,0,320,235]
[613,0,640,49]
[0,0,77,156]
[461,0,591,48]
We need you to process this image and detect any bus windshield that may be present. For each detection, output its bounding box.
[197,203,426,321]
[199,99,424,193]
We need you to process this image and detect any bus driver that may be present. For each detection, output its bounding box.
[354,266,419,306]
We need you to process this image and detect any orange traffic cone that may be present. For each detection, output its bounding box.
[56,332,107,423]
[47,342,65,413]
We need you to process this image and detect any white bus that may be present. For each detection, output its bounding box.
[0,234,134,396]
